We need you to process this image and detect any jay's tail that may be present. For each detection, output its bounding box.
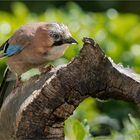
[0,68,15,108]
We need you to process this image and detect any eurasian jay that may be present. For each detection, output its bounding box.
[0,22,78,83]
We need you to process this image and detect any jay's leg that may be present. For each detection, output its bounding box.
[15,74,23,87]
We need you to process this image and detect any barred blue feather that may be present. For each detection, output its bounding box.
[0,40,24,57]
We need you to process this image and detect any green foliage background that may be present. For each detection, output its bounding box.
[0,2,140,140]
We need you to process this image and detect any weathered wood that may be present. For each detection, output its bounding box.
[0,37,140,139]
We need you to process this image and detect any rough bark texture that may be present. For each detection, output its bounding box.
[0,37,140,139]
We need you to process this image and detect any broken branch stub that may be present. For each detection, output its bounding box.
[0,37,140,139]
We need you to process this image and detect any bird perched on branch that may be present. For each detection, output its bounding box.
[0,22,77,84]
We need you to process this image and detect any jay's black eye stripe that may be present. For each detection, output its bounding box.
[52,40,63,46]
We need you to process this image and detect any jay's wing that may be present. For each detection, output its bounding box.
[0,40,24,57]
[0,25,35,58]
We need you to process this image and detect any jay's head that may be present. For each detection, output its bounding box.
[35,23,78,60]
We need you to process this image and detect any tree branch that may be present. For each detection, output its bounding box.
[0,37,140,139]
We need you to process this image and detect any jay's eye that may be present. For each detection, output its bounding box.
[52,33,61,41]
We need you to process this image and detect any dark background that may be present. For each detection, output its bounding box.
[1,1,140,14]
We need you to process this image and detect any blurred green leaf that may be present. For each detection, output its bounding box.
[65,117,85,140]
[73,119,85,140]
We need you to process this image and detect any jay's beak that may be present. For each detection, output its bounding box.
[63,37,78,44]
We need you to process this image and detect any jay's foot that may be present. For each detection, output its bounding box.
[14,76,23,88]
[39,64,54,74]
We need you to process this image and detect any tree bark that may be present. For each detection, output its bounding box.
[0,37,140,139]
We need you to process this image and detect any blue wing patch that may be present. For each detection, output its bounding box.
[5,44,24,57]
